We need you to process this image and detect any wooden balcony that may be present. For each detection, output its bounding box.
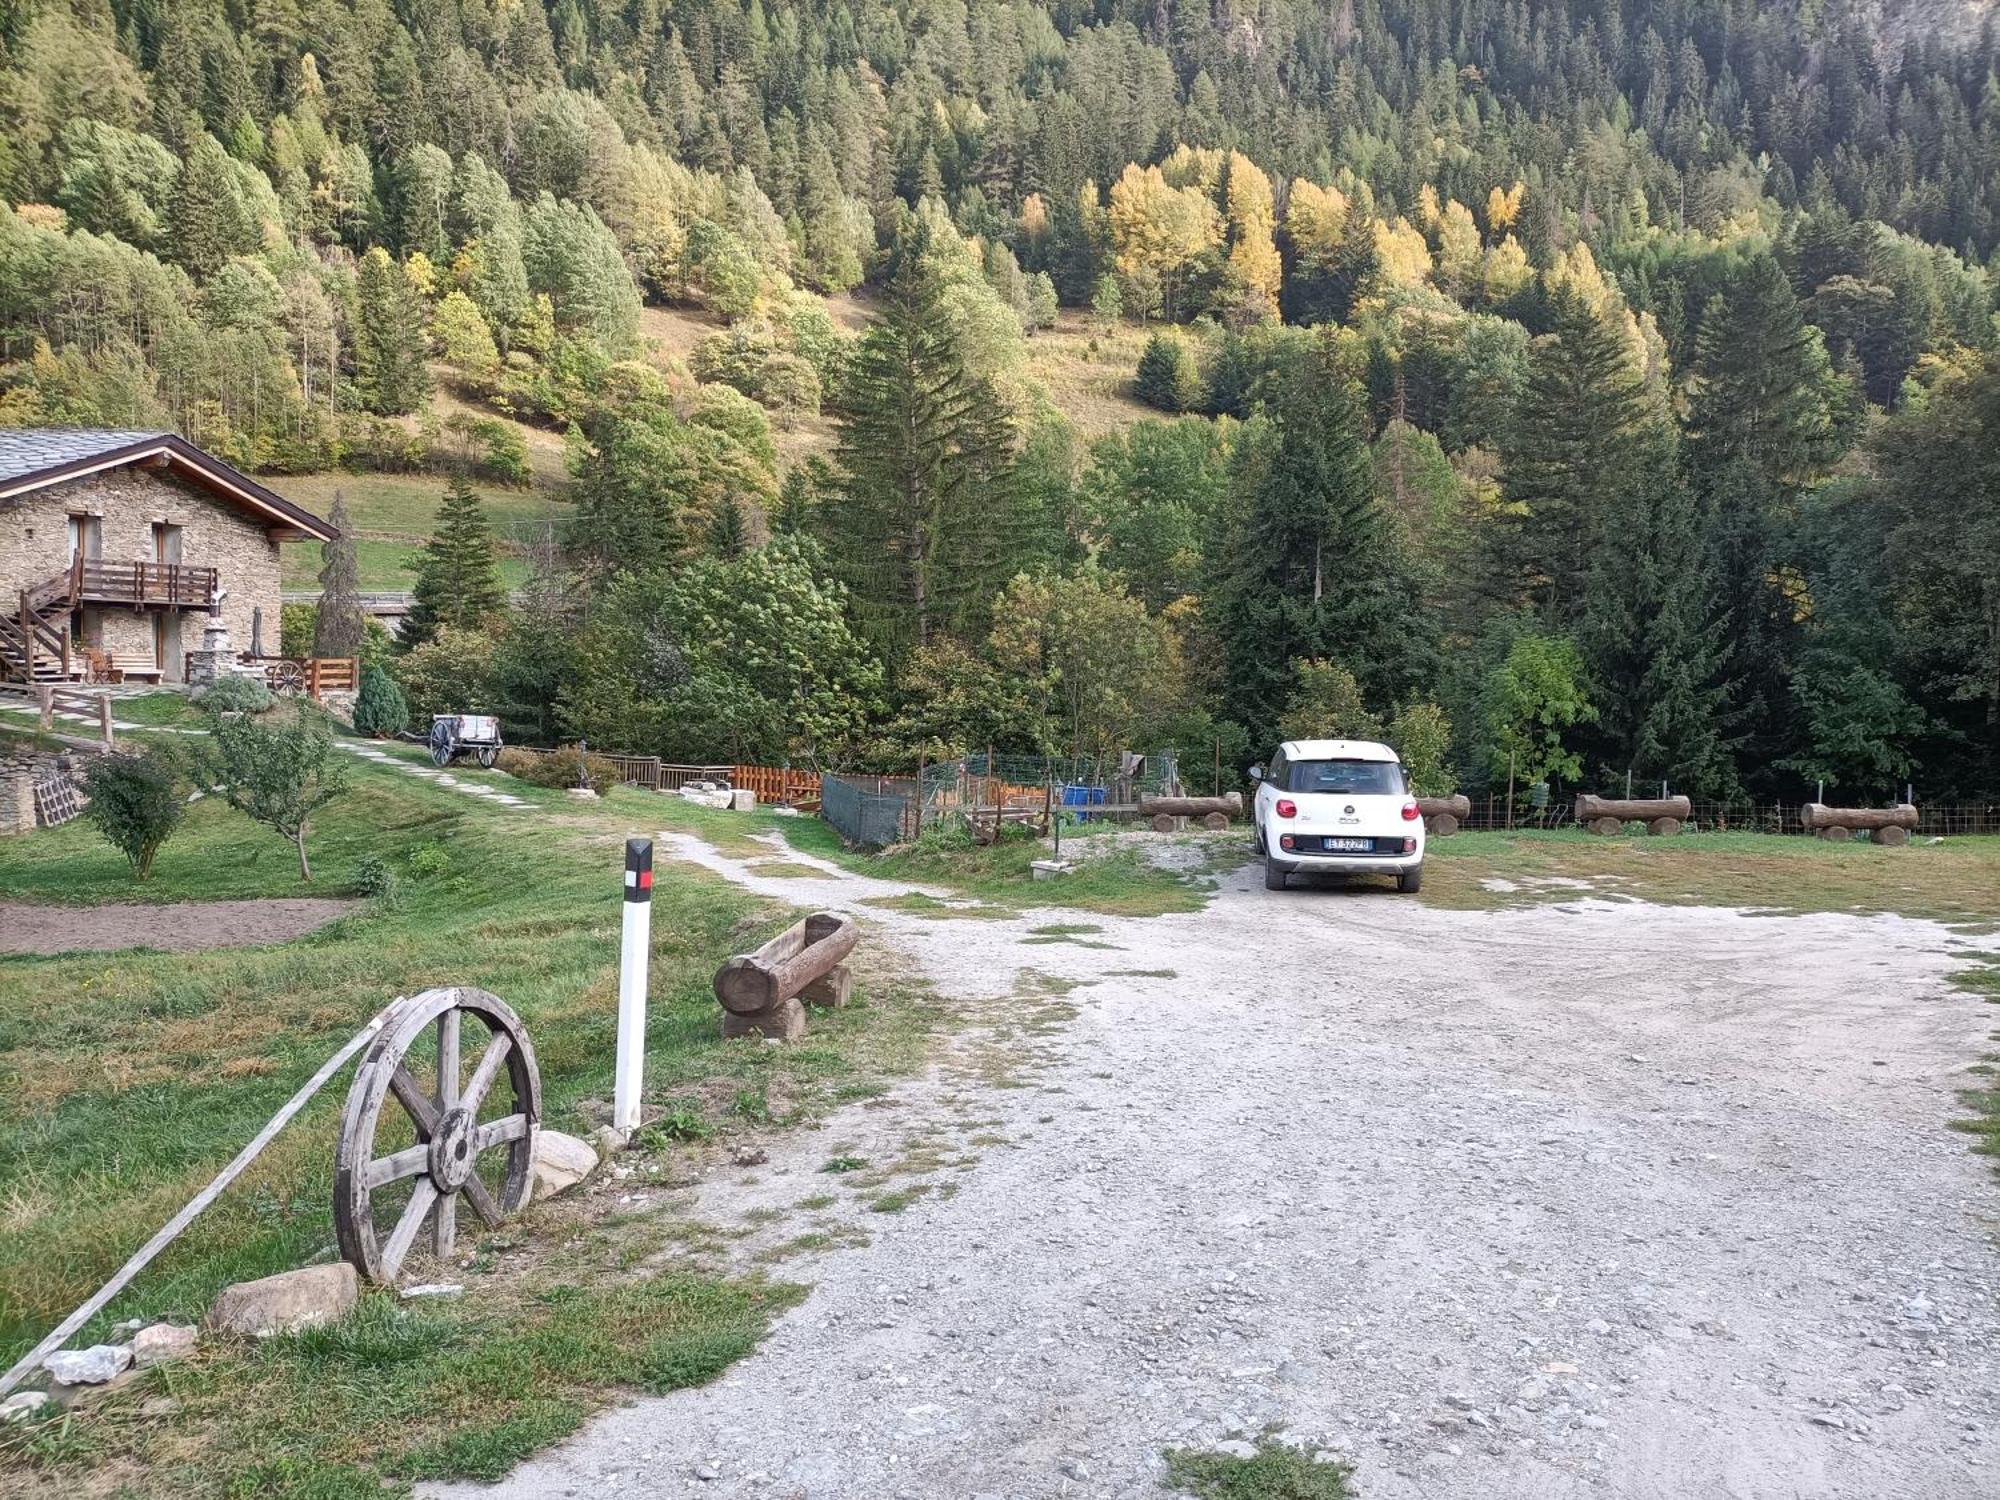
[75,559,219,610]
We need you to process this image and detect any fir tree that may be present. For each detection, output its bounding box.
[707,498,747,558]
[404,480,504,648]
[166,131,252,277]
[1495,287,1666,630]
[312,492,366,660]
[353,246,431,416]
[822,224,1018,674]
[1214,338,1435,746]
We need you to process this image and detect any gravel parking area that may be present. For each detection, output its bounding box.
[431,838,2000,1500]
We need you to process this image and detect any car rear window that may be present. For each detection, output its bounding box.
[1287,759,1406,795]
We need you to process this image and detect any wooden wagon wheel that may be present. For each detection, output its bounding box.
[428,720,455,768]
[333,988,541,1284]
[268,659,306,694]
[473,745,499,769]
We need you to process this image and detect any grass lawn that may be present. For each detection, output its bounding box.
[0,753,940,1496]
[276,473,573,591]
[1419,826,2000,926]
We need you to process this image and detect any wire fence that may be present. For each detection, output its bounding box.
[1455,795,2000,837]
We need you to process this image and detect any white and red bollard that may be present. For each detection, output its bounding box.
[613,837,653,1137]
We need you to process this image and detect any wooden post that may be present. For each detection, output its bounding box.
[35,685,53,731]
[1213,738,1221,797]
[1506,751,1516,831]
[97,692,113,747]
[914,749,924,836]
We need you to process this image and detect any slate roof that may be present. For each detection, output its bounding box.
[0,429,171,484]
[0,429,336,541]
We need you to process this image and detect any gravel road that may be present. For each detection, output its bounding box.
[431,834,2000,1500]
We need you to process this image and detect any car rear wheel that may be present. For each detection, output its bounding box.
[1264,857,1288,891]
[1397,865,1423,894]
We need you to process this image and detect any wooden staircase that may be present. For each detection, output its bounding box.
[2,559,82,685]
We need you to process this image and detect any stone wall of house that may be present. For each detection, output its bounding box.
[0,747,90,837]
[0,466,289,679]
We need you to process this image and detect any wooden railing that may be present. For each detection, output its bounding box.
[305,658,356,696]
[731,765,822,806]
[74,559,218,609]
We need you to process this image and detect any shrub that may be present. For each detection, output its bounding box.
[354,853,401,905]
[194,674,275,714]
[83,751,185,880]
[352,665,410,738]
[495,745,622,791]
[406,841,451,879]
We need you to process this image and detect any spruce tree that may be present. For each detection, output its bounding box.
[167,131,252,277]
[404,480,505,647]
[313,492,366,660]
[353,246,432,416]
[1495,287,1664,630]
[822,224,1017,675]
[1214,338,1435,747]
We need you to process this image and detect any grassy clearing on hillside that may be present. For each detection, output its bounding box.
[1026,310,1158,440]
[0,758,940,1497]
[1416,827,2000,923]
[277,473,572,591]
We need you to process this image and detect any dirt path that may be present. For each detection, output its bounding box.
[0,897,357,954]
[431,837,2000,1500]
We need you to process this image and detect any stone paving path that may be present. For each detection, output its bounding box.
[336,741,537,809]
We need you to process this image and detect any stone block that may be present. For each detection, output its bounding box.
[531,1128,599,1201]
[43,1344,131,1386]
[131,1322,198,1368]
[800,963,853,1008]
[208,1263,357,1337]
[721,996,806,1042]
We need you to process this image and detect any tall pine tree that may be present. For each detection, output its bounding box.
[404,480,504,648]
[1214,336,1435,747]
[822,223,1017,675]
[353,246,432,416]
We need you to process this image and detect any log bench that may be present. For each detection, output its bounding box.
[1574,793,1692,836]
[1416,794,1471,836]
[713,912,859,1042]
[1136,791,1243,832]
[1801,802,1918,846]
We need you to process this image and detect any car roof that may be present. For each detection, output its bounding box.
[1278,739,1402,762]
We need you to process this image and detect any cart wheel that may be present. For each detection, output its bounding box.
[269,660,306,694]
[474,746,498,769]
[333,988,540,1284]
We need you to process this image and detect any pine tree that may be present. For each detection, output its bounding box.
[822,225,1017,675]
[707,498,747,557]
[167,131,252,277]
[353,246,431,416]
[1495,287,1666,629]
[313,492,366,660]
[1214,338,1435,746]
[404,480,504,647]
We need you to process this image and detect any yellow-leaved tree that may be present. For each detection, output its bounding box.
[1108,162,1222,320]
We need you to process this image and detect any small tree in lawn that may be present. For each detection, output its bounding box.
[1388,701,1456,796]
[314,491,365,660]
[83,751,186,880]
[203,704,347,880]
[352,663,409,737]
[1482,634,1596,798]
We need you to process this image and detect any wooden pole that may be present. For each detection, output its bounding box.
[1506,751,1516,831]
[0,1003,397,1400]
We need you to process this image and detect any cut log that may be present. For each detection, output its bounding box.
[1800,802,1917,832]
[1646,816,1683,836]
[721,997,806,1042]
[1870,825,1911,847]
[1415,795,1471,820]
[1818,825,1852,842]
[712,912,858,1015]
[1586,816,1624,836]
[1201,811,1230,831]
[1426,813,1461,837]
[1137,792,1243,819]
[1574,794,1692,823]
[1150,813,1178,833]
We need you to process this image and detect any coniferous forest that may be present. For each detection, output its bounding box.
[3,0,1999,803]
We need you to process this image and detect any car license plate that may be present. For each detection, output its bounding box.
[1324,836,1372,852]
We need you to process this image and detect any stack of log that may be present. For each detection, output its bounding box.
[1416,794,1471,836]
[1800,802,1918,846]
[713,913,858,1042]
[1574,793,1692,837]
[1138,791,1243,833]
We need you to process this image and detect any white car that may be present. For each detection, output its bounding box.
[1251,739,1425,893]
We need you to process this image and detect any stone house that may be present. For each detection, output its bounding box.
[0,430,336,685]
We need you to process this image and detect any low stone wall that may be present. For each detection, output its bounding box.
[0,749,93,837]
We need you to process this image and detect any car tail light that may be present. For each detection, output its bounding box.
[1400,800,1420,821]
[1279,834,1295,851]
[1275,799,1297,818]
